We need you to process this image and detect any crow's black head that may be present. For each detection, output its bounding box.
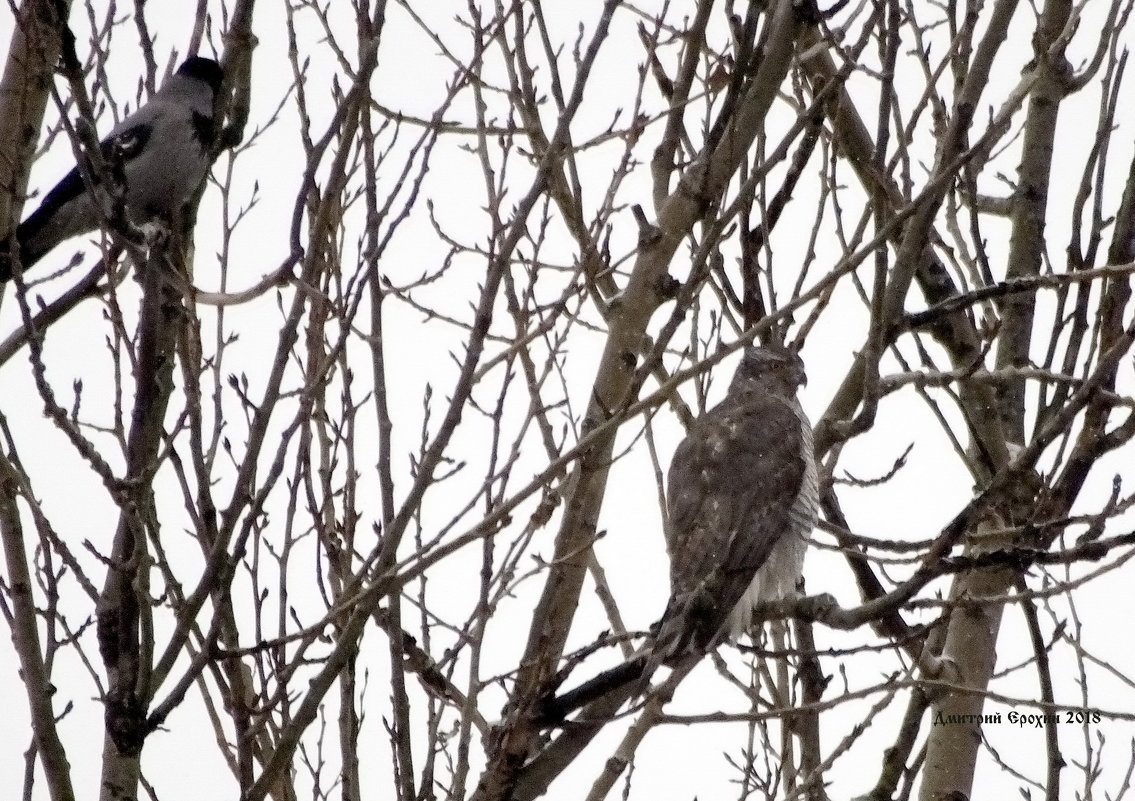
[177,56,224,94]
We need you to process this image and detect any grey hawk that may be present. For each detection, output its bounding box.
[533,345,817,725]
[653,344,818,662]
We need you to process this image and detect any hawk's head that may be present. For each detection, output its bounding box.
[728,344,807,397]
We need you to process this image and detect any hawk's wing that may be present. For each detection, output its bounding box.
[657,391,806,659]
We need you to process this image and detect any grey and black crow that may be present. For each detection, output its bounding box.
[0,56,224,281]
